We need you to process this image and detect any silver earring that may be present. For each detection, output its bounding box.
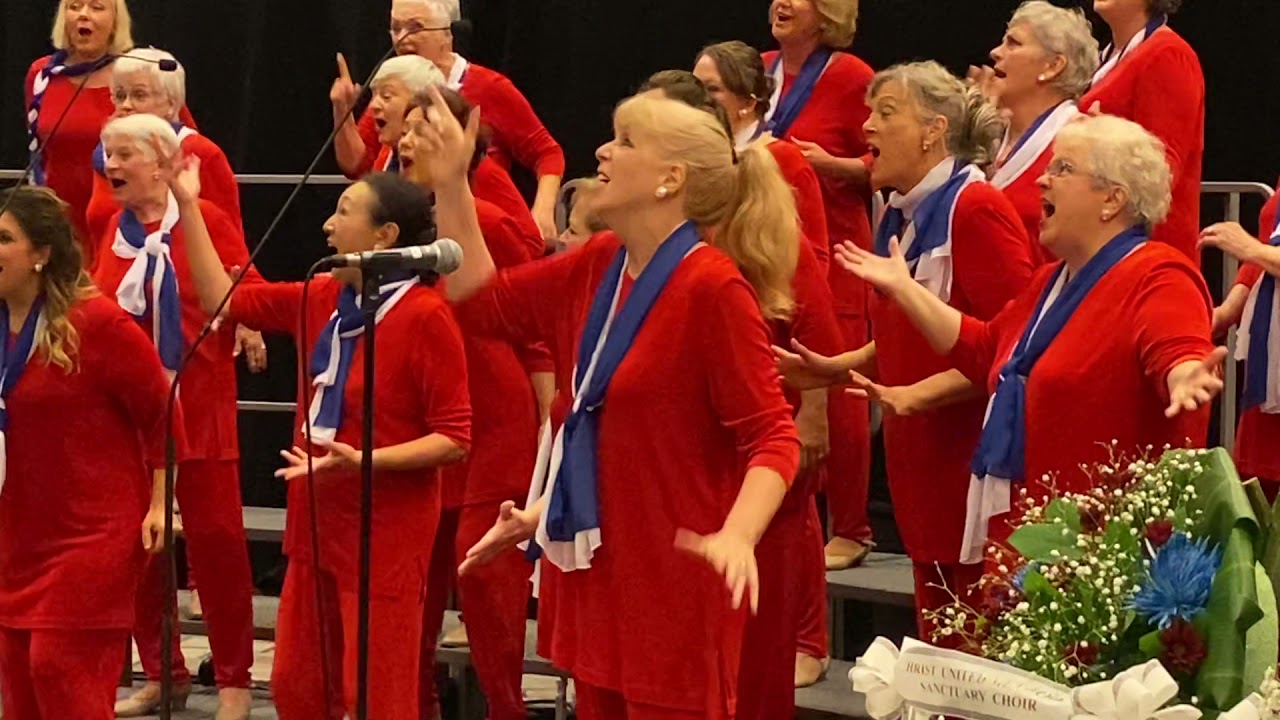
[922,141,931,152]
[33,263,44,273]
[656,187,669,199]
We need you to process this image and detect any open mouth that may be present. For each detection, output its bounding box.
[596,170,610,184]
[77,26,93,38]
[992,67,1008,79]
[867,142,881,159]
[399,155,415,171]
[374,118,388,132]
[1041,199,1056,220]
[109,178,127,189]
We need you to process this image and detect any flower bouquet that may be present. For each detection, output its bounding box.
[850,447,1280,720]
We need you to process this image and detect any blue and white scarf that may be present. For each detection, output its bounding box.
[27,51,114,187]
[764,48,834,139]
[734,120,766,152]
[960,227,1146,563]
[524,221,702,571]
[1091,15,1166,87]
[1236,217,1280,414]
[112,191,183,374]
[305,276,419,443]
[0,296,46,496]
[990,102,1078,191]
[874,158,984,303]
[94,123,197,177]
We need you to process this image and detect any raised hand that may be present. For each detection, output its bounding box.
[834,237,913,296]
[675,528,761,613]
[1165,347,1228,418]
[330,53,362,125]
[418,84,481,188]
[459,500,541,575]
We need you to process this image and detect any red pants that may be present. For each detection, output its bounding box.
[134,460,254,688]
[912,561,984,647]
[796,498,830,660]
[420,504,531,720]
[576,679,723,720]
[272,559,426,720]
[826,314,873,542]
[0,626,127,720]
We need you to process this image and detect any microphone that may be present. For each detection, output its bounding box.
[317,239,463,273]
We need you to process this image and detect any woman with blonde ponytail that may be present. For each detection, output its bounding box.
[427,86,800,719]
[0,186,173,720]
[775,60,1036,648]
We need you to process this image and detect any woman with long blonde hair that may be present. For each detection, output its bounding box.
[0,186,171,720]
[438,87,801,719]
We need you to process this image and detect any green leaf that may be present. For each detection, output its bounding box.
[1244,562,1278,695]
[1244,480,1273,542]
[1009,523,1082,563]
[1021,570,1060,602]
[1046,498,1083,532]
[1138,629,1165,659]
[1104,513,1141,559]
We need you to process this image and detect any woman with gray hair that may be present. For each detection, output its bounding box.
[88,114,256,720]
[1080,0,1204,264]
[811,114,1223,581]
[85,48,240,252]
[778,60,1036,646]
[978,1,1099,264]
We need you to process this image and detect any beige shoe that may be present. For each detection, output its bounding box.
[795,653,829,688]
[188,587,204,619]
[825,536,872,571]
[114,681,191,717]
[215,687,253,720]
[441,621,470,648]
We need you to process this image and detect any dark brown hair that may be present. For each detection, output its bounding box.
[638,70,734,141]
[698,41,776,121]
[408,85,492,175]
[1148,0,1182,16]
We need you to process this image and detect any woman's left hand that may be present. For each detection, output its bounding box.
[791,139,839,175]
[233,325,268,373]
[141,505,169,554]
[1199,222,1260,264]
[274,441,362,481]
[1165,347,1228,418]
[676,528,760,613]
[795,403,830,473]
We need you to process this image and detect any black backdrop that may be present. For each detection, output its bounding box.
[3,0,1278,544]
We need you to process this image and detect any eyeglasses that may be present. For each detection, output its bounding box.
[1045,158,1081,178]
[389,20,450,37]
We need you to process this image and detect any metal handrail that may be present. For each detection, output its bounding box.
[237,400,296,413]
[1200,181,1274,451]
[0,169,350,185]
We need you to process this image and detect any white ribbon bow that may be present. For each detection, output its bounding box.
[1071,661,1201,720]
[850,637,906,720]
[1219,693,1265,720]
[112,191,180,345]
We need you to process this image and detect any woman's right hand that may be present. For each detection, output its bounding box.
[846,371,920,417]
[330,53,361,125]
[772,339,851,390]
[459,500,540,575]
[834,237,913,298]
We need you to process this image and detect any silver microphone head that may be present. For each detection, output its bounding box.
[432,238,464,274]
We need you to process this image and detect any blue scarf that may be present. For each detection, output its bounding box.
[1242,217,1280,410]
[874,162,974,265]
[384,152,401,174]
[540,221,701,552]
[1004,104,1057,163]
[0,296,46,433]
[27,51,114,186]
[765,48,833,139]
[971,227,1146,482]
[306,273,418,442]
[115,204,184,372]
[94,121,188,176]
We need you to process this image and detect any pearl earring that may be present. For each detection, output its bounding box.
[34,263,44,273]
[656,187,669,199]
[922,141,931,152]
[738,108,750,117]
[1037,74,1047,82]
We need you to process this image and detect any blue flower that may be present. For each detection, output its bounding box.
[1012,563,1039,593]
[1129,533,1222,629]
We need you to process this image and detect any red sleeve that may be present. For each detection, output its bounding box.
[178,105,197,129]
[412,302,473,451]
[342,112,382,180]
[951,186,1036,320]
[1133,260,1215,401]
[94,306,187,466]
[229,281,307,336]
[472,158,544,256]
[773,142,830,274]
[947,267,1055,386]
[473,72,566,177]
[1130,45,1202,195]
[478,203,555,373]
[698,268,801,484]
[196,141,242,230]
[1236,194,1277,288]
[789,242,843,356]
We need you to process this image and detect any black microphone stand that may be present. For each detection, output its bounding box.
[354,268,388,720]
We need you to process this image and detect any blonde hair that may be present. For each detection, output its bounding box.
[113,47,186,119]
[614,95,798,320]
[373,55,446,94]
[1008,1,1099,100]
[51,0,134,56]
[1056,114,1172,229]
[1,187,97,373]
[869,61,1004,167]
[101,113,178,161]
[815,0,859,49]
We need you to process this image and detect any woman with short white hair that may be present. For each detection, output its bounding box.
[808,114,1223,570]
[84,48,240,253]
[88,115,255,720]
[331,0,565,245]
[979,1,1099,264]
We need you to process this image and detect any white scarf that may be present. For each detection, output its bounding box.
[446,53,468,91]
[990,102,1079,190]
[112,191,181,375]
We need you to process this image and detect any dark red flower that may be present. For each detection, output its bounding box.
[977,581,1019,622]
[1064,641,1099,667]
[1079,502,1107,534]
[1160,619,1207,676]
[1146,519,1175,548]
